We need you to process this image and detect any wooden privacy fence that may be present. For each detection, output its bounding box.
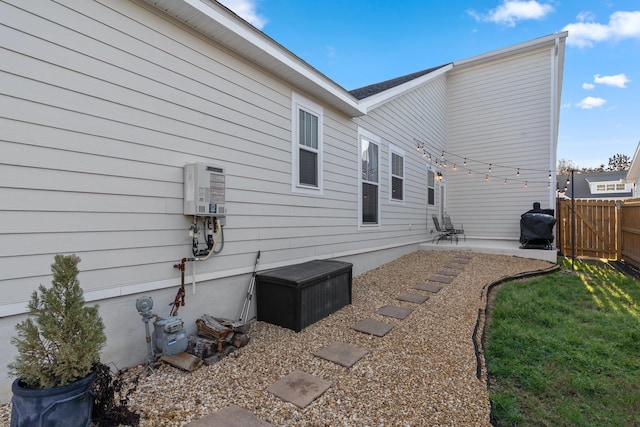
[556,199,620,260]
[621,200,640,267]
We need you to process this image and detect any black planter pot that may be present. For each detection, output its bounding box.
[10,370,96,427]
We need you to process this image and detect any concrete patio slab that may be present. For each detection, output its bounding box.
[413,283,443,293]
[396,292,430,304]
[184,404,273,427]
[267,370,331,409]
[451,258,471,264]
[375,305,414,319]
[426,274,454,284]
[352,318,394,337]
[418,239,558,263]
[314,342,369,367]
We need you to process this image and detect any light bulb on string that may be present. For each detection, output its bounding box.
[485,175,488,182]
[453,164,457,171]
[548,171,552,180]
[504,179,507,185]
[525,181,528,188]
[516,168,520,177]
[488,164,492,173]
[463,158,467,166]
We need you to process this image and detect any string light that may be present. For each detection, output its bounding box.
[414,141,558,186]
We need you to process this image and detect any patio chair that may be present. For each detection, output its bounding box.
[443,214,465,242]
[432,215,457,244]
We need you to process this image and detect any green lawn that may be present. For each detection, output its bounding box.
[485,258,640,426]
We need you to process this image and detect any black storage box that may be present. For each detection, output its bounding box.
[256,259,352,332]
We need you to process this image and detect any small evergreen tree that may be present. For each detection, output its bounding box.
[8,254,106,388]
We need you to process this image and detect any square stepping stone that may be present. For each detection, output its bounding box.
[413,283,443,293]
[436,270,459,277]
[426,274,454,284]
[267,370,331,409]
[452,258,471,264]
[396,292,429,304]
[375,304,414,319]
[314,342,369,367]
[443,263,465,270]
[352,318,394,337]
[185,404,273,426]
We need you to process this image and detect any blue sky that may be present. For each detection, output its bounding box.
[219,0,640,169]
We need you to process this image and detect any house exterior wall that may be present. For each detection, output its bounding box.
[446,47,557,240]
[0,0,424,400]
[354,75,449,236]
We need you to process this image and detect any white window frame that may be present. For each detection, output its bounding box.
[291,92,323,195]
[358,127,381,229]
[389,144,405,204]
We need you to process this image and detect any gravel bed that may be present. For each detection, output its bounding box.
[0,250,554,426]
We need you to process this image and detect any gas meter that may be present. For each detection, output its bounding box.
[184,162,226,219]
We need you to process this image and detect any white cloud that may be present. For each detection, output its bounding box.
[564,11,640,47]
[594,73,630,88]
[576,96,607,109]
[582,83,595,90]
[218,0,267,29]
[468,1,554,27]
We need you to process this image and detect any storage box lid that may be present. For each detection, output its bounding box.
[256,259,352,287]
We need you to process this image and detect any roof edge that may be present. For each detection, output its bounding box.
[142,0,365,116]
[453,32,568,70]
[358,64,453,113]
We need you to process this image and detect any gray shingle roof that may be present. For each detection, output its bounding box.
[557,170,632,199]
[349,64,451,100]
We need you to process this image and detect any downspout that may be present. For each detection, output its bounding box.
[549,37,560,209]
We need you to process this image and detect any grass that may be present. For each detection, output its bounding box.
[485,258,640,426]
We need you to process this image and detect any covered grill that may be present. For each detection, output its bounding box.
[520,202,556,249]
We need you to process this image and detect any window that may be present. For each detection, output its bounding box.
[359,128,380,226]
[389,145,405,202]
[596,184,605,192]
[427,170,435,205]
[616,183,626,191]
[292,93,323,194]
[606,184,615,191]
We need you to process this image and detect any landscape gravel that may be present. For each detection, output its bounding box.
[0,250,555,426]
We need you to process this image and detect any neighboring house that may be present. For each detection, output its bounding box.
[0,0,566,399]
[557,171,633,200]
[626,141,640,197]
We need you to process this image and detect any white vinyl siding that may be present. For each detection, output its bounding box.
[291,92,323,193]
[446,47,555,240]
[354,75,448,236]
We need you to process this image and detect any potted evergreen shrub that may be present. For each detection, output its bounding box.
[8,254,106,427]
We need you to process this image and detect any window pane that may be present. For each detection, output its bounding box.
[299,148,317,186]
[616,183,626,190]
[362,182,378,223]
[428,188,435,205]
[392,176,403,200]
[361,139,378,182]
[428,170,434,187]
[392,153,403,177]
[299,110,318,149]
